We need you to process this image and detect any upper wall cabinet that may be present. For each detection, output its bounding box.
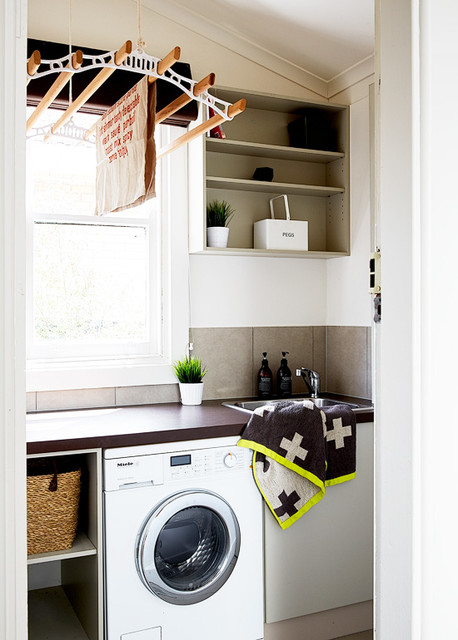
[188,87,350,259]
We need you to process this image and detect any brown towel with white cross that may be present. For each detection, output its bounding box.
[238,400,356,529]
[322,403,357,486]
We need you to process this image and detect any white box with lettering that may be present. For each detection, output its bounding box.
[254,195,308,251]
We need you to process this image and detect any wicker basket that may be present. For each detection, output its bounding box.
[27,457,82,556]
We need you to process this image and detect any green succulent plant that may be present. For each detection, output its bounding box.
[173,354,207,383]
[206,200,235,227]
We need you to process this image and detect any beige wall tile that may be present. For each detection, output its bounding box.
[253,327,318,396]
[312,326,327,392]
[326,326,369,398]
[26,392,37,413]
[36,387,116,412]
[116,384,179,406]
[191,327,253,399]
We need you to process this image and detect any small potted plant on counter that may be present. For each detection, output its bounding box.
[173,350,207,406]
[206,199,235,248]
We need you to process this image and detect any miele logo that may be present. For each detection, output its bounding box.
[282,232,295,238]
[117,462,134,467]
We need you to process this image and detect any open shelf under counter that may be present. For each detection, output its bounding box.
[26,449,103,639]
[28,586,90,640]
[27,531,97,565]
[206,176,345,197]
[206,137,345,163]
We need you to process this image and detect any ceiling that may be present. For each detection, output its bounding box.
[159,0,374,82]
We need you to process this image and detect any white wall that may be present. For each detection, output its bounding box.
[28,0,372,331]
[326,93,373,327]
[189,255,327,327]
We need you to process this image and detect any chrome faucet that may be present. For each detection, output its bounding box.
[296,368,321,398]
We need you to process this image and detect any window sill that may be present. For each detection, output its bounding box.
[26,358,177,392]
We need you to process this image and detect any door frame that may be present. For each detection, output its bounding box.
[375,0,458,636]
[0,0,27,638]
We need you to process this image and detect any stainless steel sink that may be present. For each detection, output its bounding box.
[223,396,367,414]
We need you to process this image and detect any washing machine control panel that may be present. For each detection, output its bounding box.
[166,446,249,482]
[104,445,252,490]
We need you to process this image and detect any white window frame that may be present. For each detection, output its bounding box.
[26,125,190,392]
[28,213,161,360]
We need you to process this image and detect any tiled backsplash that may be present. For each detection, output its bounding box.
[326,326,372,398]
[191,326,327,399]
[192,325,371,400]
[27,326,372,412]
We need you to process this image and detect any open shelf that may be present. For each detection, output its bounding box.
[206,137,345,163]
[28,587,90,640]
[27,531,97,565]
[206,176,344,197]
[188,87,350,258]
[191,247,349,259]
[27,449,102,640]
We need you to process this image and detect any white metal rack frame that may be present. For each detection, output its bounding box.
[26,42,246,155]
[27,47,235,120]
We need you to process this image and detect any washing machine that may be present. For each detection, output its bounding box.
[103,436,264,640]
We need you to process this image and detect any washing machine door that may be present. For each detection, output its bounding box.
[136,489,241,605]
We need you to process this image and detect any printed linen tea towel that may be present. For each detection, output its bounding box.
[96,76,156,214]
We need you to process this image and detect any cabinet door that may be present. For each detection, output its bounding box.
[264,423,373,622]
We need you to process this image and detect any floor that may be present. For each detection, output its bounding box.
[335,632,373,640]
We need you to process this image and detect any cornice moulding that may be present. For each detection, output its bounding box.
[327,55,375,98]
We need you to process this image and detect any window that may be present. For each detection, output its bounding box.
[26,110,189,391]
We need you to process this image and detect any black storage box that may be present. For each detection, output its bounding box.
[287,109,338,152]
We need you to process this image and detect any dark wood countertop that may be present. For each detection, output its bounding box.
[26,396,374,455]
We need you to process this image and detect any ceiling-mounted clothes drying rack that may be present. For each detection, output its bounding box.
[26,40,246,156]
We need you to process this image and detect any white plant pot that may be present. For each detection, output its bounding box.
[179,382,204,406]
[207,226,229,248]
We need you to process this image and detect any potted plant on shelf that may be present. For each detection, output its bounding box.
[206,199,235,248]
[173,353,207,406]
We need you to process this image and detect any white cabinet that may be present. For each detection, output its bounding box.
[27,449,103,640]
[189,87,350,258]
[264,422,373,623]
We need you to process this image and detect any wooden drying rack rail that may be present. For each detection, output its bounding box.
[26,40,246,156]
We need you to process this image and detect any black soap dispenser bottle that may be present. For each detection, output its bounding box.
[257,352,273,399]
[277,351,292,398]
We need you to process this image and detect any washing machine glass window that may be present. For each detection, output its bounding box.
[155,505,228,590]
[136,489,241,605]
